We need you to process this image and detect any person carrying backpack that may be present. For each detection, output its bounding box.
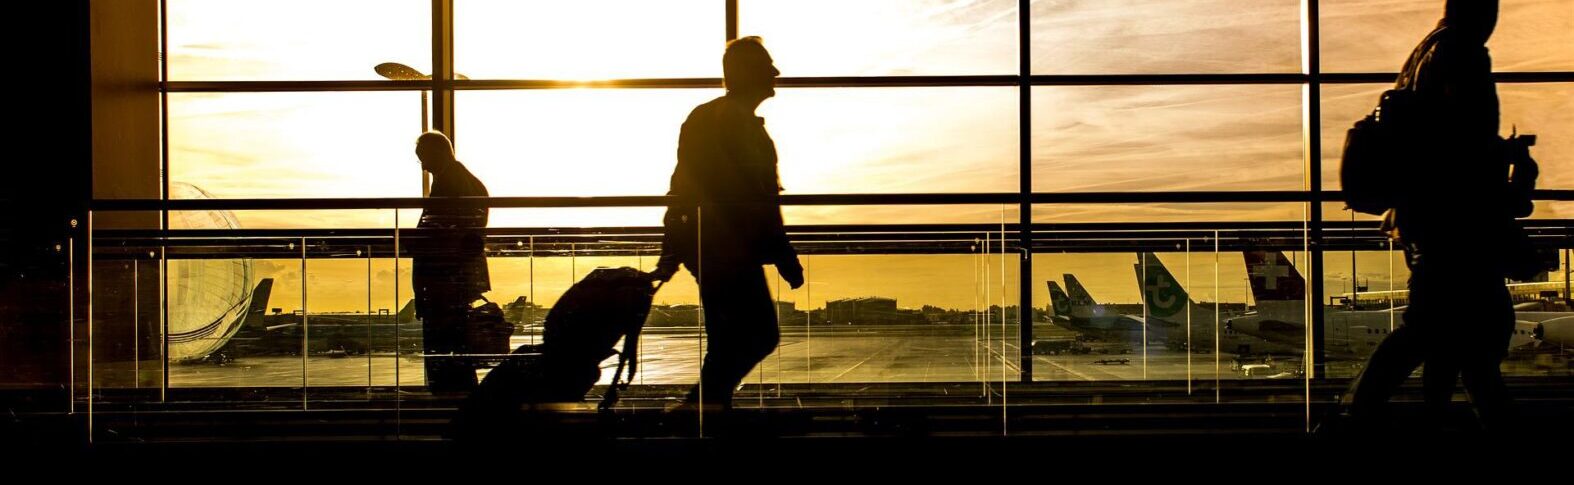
[1332,0,1542,435]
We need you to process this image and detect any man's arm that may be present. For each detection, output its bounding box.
[651,207,692,282]
[766,205,803,288]
[652,109,714,281]
[759,146,802,289]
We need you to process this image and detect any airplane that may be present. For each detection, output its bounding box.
[1334,280,1572,310]
[174,278,274,363]
[1047,277,1145,344]
[1225,251,1554,360]
[1534,315,1574,348]
[1134,253,1299,356]
[211,278,428,359]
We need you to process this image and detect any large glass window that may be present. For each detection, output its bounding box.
[1032,85,1304,192]
[167,92,426,202]
[1321,0,1574,73]
[455,0,721,80]
[741,0,1020,76]
[82,1,1574,441]
[1030,0,1302,74]
[167,0,431,81]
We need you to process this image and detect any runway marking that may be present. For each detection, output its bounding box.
[827,339,901,383]
[1037,358,1096,381]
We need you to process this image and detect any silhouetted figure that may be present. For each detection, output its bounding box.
[411,131,491,393]
[652,37,805,414]
[1338,0,1533,434]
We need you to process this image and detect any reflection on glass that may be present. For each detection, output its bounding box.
[741,0,1018,76]
[165,186,255,363]
[168,257,303,388]
[89,240,164,391]
[1030,0,1301,74]
[167,0,430,81]
[1032,85,1304,192]
[159,206,414,390]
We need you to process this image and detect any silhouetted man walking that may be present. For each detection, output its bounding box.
[652,37,805,413]
[1339,0,1534,434]
[412,131,491,393]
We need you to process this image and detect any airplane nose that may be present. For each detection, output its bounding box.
[1224,318,1262,335]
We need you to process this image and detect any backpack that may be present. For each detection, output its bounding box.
[452,267,660,441]
[465,296,513,364]
[1341,87,1421,216]
[539,266,659,409]
[1341,27,1438,216]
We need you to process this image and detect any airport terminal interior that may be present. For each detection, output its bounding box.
[3,0,1573,462]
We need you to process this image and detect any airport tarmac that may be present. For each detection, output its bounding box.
[165,324,1565,389]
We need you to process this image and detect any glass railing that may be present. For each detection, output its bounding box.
[73,196,1574,441]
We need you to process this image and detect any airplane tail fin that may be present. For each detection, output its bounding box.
[396,299,418,323]
[1244,251,1306,302]
[239,278,274,328]
[1135,253,1190,319]
[1063,274,1099,307]
[1048,281,1072,317]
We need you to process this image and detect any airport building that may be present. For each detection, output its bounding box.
[3,0,1573,466]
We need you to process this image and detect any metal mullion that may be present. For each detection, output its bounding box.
[726,0,737,42]
[1017,0,1033,383]
[1302,0,1327,383]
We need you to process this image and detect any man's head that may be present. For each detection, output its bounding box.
[415,131,455,172]
[723,36,779,101]
[1443,0,1499,44]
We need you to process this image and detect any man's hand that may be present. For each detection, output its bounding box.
[650,263,679,283]
[1509,146,1538,187]
[777,258,805,289]
[1505,134,1539,219]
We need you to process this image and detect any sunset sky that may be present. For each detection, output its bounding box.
[158,0,1573,312]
